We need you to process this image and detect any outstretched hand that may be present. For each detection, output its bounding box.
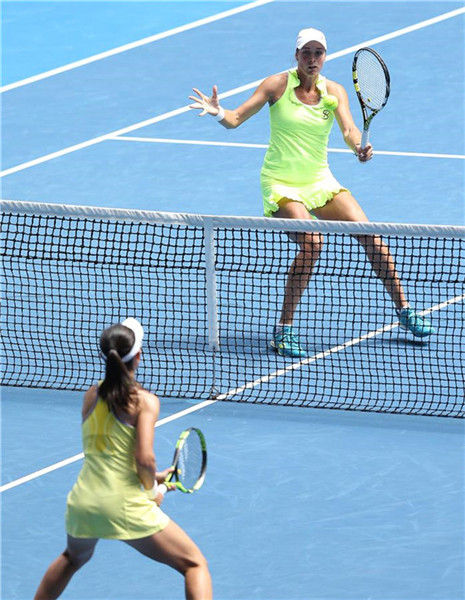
[189,85,221,117]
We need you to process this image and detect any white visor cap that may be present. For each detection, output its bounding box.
[121,318,144,363]
[296,28,327,50]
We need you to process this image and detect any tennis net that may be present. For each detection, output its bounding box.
[1,200,464,417]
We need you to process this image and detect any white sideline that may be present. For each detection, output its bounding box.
[0,400,216,493]
[0,0,274,93]
[1,7,464,178]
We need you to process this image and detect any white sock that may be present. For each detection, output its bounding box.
[396,305,410,316]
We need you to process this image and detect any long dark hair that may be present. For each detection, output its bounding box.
[99,324,139,411]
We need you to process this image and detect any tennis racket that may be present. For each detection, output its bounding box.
[352,47,391,149]
[164,428,207,493]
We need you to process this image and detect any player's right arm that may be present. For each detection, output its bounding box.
[189,73,287,129]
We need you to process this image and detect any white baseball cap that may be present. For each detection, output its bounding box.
[121,317,144,362]
[296,28,327,50]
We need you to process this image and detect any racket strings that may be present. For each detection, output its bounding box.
[177,436,203,489]
[356,51,388,110]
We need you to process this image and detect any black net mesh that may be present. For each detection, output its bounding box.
[2,206,464,418]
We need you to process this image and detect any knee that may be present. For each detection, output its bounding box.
[179,550,209,576]
[294,234,323,272]
[64,546,95,570]
[357,234,385,253]
[195,553,209,572]
[302,233,324,258]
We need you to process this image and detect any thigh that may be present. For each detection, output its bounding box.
[273,199,323,250]
[274,199,313,220]
[312,191,369,222]
[124,520,206,573]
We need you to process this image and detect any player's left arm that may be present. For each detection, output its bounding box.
[135,390,159,491]
[327,80,372,162]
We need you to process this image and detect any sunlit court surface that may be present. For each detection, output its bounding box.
[1,1,464,599]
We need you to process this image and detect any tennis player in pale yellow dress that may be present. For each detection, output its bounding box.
[190,27,434,358]
[34,319,212,600]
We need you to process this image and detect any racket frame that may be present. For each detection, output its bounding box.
[352,47,391,149]
[165,427,207,494]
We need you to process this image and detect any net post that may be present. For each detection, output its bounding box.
[203,217,220,353]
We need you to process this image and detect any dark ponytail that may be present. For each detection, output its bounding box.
[99,324,139,411]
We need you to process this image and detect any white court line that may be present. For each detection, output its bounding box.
[110,135,465,160]
[0,107,192,178]
[0,400,217,493]
[1,6,464,178]
[0,0,274,93]
[2,293,464,493]
[214,294,465,399]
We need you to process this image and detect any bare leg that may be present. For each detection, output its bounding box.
[353,234,407,310]
[274,199,323,324]
[313,191,408,310]
[34,536,98,600]
[124,520,212,600]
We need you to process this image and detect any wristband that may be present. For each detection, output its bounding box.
[158,483,168,497]
[215,106,225,122]
[144,482,158,500]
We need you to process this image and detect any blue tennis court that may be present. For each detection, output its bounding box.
[1,2,465,599]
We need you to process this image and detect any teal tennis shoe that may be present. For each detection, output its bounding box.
[398,308,435,338]
[270,325,307,358]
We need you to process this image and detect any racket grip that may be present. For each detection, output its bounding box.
[361,128,369,149]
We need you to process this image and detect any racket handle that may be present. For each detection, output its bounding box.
[361,128,369,149]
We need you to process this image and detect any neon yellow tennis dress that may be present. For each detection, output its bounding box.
[261,69,348,217]
[66,394,169,540]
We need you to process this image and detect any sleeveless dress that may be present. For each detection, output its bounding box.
[261,69,348,217]
[66,394,170,539]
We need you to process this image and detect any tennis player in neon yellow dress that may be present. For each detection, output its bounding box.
[190,27,434,357]
[35,319,212,600]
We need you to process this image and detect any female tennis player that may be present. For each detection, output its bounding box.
[34,319,212,600]
[189,27,434,357]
